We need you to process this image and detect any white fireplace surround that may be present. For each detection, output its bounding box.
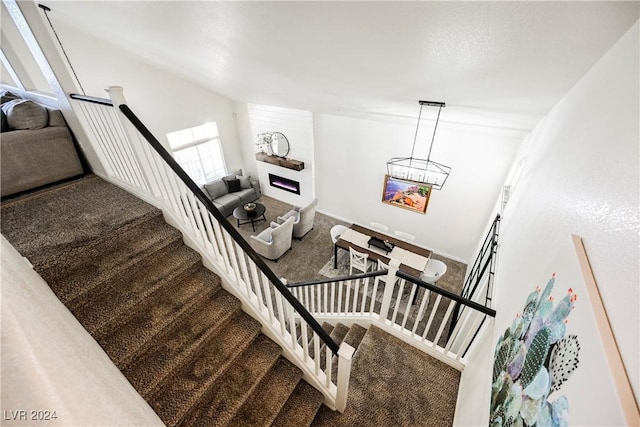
[256,161,312,205]
[248,103,315,206]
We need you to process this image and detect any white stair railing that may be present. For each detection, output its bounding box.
[68,87,353,412]
[287,259,496,370]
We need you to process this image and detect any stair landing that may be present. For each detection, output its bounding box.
[312,325,460,427]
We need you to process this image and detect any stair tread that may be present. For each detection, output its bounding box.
[228,357,303,427]
[272,380,325,427]
[328,323,369,383]
[342,323,368,350]
[330,323,350,345]
[121,289,242,396]
[147,311,263,426]
[44,214,182,303]
[177,334,283,427]
[320,322,350,370]
[68,244,201,334]
[96,268,221,366]
[308,322,335,358]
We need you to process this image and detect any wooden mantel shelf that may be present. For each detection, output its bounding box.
[255,152,304,171]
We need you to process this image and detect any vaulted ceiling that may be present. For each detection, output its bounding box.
[47,1,638,127]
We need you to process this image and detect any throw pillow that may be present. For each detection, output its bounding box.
[226,178,242,193]
[2,99,49,130]
[46,108,66,127]
[0,90,20,104]
[238,175,251,189]
[204,179,228,199]
[223,168,243,182]
[1,110,8,133]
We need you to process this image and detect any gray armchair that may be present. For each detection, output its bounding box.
[277,198,318,239]
[249,216,295,261]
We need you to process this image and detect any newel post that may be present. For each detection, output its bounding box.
[335,342,355,413]
[379,259,400,321]
[104,86,159,197]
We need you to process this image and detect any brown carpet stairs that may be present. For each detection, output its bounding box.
[1,179,328,426]
[1,177,460,426]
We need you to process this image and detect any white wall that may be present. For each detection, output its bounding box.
[246,103,315,206]
[313,111,523,262]
[48,20,245,175]
[1,237,164,426]
[455,21,639,426]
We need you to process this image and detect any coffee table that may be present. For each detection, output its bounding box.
[232,203,266,232]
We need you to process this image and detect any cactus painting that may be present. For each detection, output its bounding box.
[490,274,580,427]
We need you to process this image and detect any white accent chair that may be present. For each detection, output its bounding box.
[330,224,349,244]
[277,198,318,240]
[394,230,416,242]
[370,222,389,233]
[349,247,371,275]
[421,259,448,284]
[249,216,295,261]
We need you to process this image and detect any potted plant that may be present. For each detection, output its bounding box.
[256,133,272,153]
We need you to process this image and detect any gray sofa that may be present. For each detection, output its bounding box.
[1,91,84,197]
[202,168,261,216]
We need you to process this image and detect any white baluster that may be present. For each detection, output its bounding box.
[335,342,355,413]
[432,300,456,348]
[105,86,157,196]
[379,259,400,321]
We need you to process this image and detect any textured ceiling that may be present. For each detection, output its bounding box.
[47,1,638,128]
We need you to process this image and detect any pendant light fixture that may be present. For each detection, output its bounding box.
[386,100,451,190]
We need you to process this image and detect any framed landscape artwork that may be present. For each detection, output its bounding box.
[381,175,432,214]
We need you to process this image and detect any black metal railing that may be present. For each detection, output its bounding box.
[98,101,340,355]
[448,213,500,353]
[460,213,501,306]
[399,271,496,356]
[400,271,496,356]
[396,271,496,317]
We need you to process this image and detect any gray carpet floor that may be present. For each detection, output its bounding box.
[232,195,467,294]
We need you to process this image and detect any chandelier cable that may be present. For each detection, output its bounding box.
[409,102,424,161]
[38,3,86,95]
[426,105,442,162]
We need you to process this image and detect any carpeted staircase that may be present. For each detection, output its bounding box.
[1,176,460,426]
[1,177,326,426]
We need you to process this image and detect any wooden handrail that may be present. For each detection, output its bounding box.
[69,93,114,106]
[287,269,386,287]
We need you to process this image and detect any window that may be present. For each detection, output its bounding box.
[166,122,227,185]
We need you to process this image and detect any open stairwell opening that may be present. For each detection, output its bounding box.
[2,174,465,426]
[0,2,499,423]
[2,85,495,426]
